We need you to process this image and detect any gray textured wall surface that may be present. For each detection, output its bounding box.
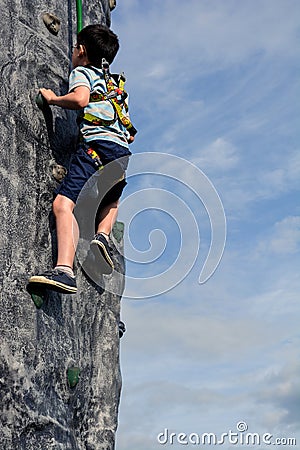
[0,1,124,449]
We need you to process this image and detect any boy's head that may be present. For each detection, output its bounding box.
[77,24,119,67]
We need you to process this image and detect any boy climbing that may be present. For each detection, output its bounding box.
[28,24,136,294]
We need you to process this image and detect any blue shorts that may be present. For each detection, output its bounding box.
[55,140,131,205]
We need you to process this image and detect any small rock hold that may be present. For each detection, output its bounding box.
[119,321,126,338]
[42,12,61,36]
[50,160,67,182]
[109,0,116,11]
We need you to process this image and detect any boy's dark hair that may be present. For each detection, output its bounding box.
[77,24,119,66]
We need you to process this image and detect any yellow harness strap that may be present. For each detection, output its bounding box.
[82,112,115,126]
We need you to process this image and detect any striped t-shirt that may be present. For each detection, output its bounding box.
[69,65,130,148]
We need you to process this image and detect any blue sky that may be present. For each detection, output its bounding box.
[109,1,300,449]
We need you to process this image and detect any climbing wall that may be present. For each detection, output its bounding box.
[0,1,124,449]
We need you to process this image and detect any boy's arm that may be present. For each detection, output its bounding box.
[39,86,90,110]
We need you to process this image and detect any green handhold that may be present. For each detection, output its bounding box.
[35,93,46,110]
[112,221,124,243]
[27,284,45,309]
[67,367,80,388]
[31,293,44,309]
[31,294,44,309]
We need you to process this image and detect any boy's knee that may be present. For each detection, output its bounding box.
[53,195,75,216]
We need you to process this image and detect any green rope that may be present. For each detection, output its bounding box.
[76,0,83,33]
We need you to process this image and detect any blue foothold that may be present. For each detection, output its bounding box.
[119,321,126,338]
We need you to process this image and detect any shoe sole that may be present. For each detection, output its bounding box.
[28,276,77,294]
[90,239,114,273]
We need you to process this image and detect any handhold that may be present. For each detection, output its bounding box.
[26,283,45,309]
[42,12,61,36]
[67,367,80,388]
[109,0,117,11]
[50,160,67,182]
[112,221,124,243]
[31,293,44,309]
[35,93,47,110]
[119,321,126,338]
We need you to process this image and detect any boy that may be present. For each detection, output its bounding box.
[28,24,135,294]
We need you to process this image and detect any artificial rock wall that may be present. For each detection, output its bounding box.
[0,1,125,449]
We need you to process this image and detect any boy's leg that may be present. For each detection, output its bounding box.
[87,173,127,275]
[96,200,119,237]
[53,194,78,269]
[84,200,119,276]
[28,143,99,293]
[27,194,79,294]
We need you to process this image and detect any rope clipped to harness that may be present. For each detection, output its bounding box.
[83,59,137,137]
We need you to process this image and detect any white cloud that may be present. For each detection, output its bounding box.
[117,259,300,447]
[256,216,300,255]
[269,216,300,254]
[120,288,294,367]
[254,150,300,200]
[194,138,239,171]
[255,359,300,430]
[114,0,299,69]
[206,145,300,222]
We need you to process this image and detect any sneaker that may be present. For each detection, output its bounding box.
[27,269,77,294]
[89,233,114,274]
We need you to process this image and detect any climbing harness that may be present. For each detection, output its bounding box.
[82,58,137,137]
